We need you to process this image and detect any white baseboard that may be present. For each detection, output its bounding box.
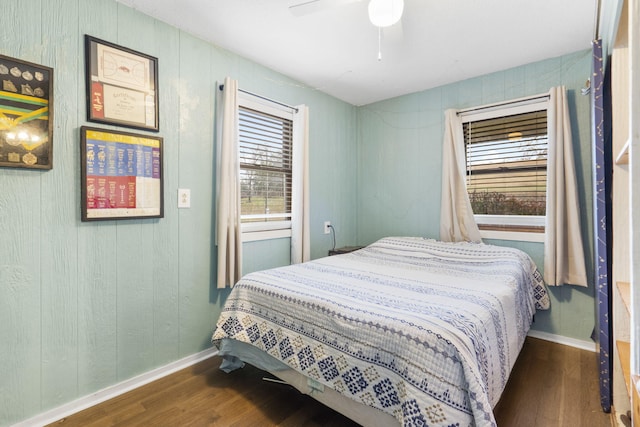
[13,347,219,427]
[527,329,597,352]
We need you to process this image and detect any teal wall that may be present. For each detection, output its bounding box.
[357,49,595,343]
[0,0,596,425]
[0,0,356,425]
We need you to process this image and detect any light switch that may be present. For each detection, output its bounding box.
[178,188,191,208]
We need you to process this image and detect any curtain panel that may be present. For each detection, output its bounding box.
[440,109,482,243]
[544,86,588,287]
[291,105,311,264]
[216,77,242,288]
[590,38,612,412]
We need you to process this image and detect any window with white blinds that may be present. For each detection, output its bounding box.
[239,106,293,226]
[463,109,548,218]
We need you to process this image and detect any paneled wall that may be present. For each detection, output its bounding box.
[357,49,596,342]
[1,0,599,424]
[0,0,357,424]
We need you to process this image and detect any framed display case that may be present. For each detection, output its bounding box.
[80,126,163,221]
[85,35,159,132]
[0,54,53,169]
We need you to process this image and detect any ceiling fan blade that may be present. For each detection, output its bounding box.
[288,0,362,17]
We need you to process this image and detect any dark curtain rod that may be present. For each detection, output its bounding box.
[218,84,298,113]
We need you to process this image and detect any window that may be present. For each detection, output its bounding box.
[460,97,548,238]
[238,93,299,241]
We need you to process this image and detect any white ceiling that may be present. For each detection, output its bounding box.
[115,0,598,106]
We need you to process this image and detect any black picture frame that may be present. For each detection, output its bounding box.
[0,54,53,169]
[85,35,159,132]
[80,126,163,221]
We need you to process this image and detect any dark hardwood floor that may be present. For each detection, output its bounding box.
[47,337,611,426]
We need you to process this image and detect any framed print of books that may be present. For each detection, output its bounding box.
[85,35,159,132]
[80,126,163,221]
[0,54,53,169]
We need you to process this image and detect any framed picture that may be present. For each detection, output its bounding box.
[0,54,53,169]
[80,126,163,221]
[85,35,159,132]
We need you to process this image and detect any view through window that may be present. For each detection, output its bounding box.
[239,106,293,225]
[464,109,548,218]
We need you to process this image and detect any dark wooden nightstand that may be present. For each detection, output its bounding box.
[328,246,364,256]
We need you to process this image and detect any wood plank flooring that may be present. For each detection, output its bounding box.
[47,337,611,426]
[493,338,610,427]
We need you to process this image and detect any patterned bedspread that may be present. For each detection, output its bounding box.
[211,237,549,427]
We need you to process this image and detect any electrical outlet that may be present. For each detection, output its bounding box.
[324,221,331,234]
[178,188,191,208]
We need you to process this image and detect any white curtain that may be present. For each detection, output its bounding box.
[216,77,242,288]
[291,105,310,263]
[544,86,588,286]
[440,109,482,243]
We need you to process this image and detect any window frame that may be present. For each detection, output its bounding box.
[459,95,549,242]
[237,92,298,242]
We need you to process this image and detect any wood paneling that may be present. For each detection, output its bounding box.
[112,0,158,383]
[0,0,359,422]
[0,0,598,424]
[40,0,81,409]
[150,21,182,367]
[177,34,216,357]
[357,48,596,346]
[75,0,121,399]
[0,0,45,422]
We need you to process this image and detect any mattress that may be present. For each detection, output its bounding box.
[212,237,549,426]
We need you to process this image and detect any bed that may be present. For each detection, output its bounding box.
[211,237,550,426]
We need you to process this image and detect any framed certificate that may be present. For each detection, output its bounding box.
[85,35,159,132]
[0,54,53,169]
[80,126,163,221]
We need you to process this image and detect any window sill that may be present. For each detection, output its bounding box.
[242,228,292,242]
[479,228,544,243]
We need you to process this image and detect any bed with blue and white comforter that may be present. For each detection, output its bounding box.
[211,237,550,426]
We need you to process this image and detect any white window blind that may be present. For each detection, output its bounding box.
[239,106,293,225]
[463,109,548,217]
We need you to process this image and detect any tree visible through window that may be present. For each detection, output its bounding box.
[239,106,293,224]
[464,110,547,217]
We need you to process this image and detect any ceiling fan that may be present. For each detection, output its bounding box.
[288,0,403,25]
[288,0,405,59]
